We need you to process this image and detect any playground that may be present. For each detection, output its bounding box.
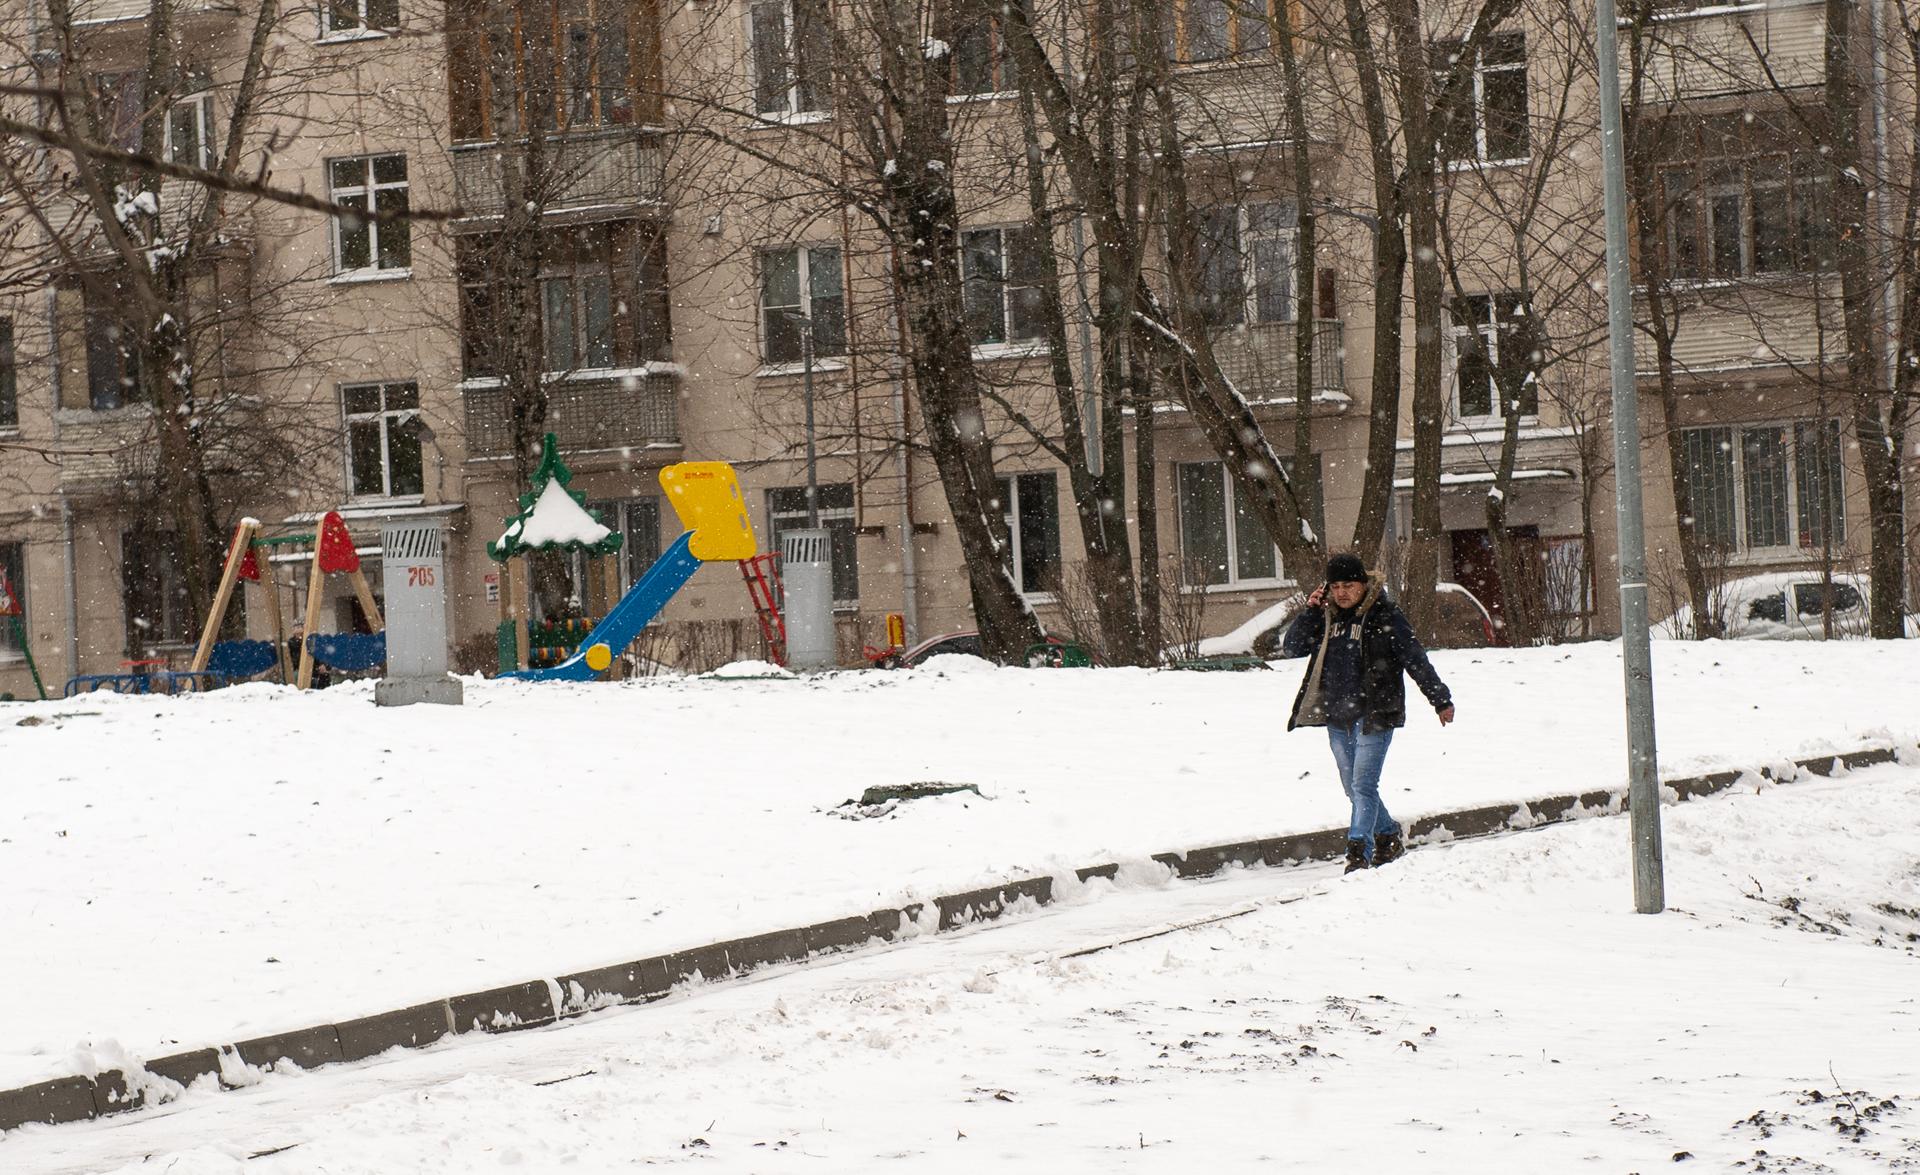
[47,441,782,701]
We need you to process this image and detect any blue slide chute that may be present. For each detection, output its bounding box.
[503,531,700,682]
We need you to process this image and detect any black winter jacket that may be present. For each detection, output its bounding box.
[1280,575,1452,733]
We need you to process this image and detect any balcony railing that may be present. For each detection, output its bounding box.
[1209,319,1345,400]
[450,134,664,222]
[463,373,678,459]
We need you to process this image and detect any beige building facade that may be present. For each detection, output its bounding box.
[0,0,1913,700]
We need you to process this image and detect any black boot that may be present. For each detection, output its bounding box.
[1374,832,1404,866]
[1344,840,1369,873]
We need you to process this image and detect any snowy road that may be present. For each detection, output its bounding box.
[8,763,1918,1174]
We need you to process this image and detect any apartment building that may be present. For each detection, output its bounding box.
[0,0,1910,701]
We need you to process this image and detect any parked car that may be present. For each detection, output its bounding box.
[1188,581,1498,660]
[1658,572,1917,640]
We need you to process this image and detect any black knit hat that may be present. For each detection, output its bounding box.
[1325,553,1368,584]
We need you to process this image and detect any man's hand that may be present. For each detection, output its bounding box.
[1305,584,1327,608]
[1437,704,1456,726]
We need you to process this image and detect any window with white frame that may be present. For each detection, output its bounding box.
[1192,201,1297,328]
[329,154,411,274]
[1448,292,1538,425]
[962,226,1049,348]
[343,382,423,499]
[768,483,858,606]
[749,0,833,116]
[1680,420,1845,554]
[324,0,400,36]
[760,245,845,364]
[166,93,214,170]
[1434,30,1529,165]
[1176,458,1320,586]
[92,72,216,165]
[0,541,23,659]
[995,472,1062,596]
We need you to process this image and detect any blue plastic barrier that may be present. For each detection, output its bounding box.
[308,631,385,672]
[63,671,228,697]
[206,639,280,681]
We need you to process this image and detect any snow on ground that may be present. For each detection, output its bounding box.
[5,761,1917,1173]
[0,640,1916,1099]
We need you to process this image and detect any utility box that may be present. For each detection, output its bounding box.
[375,518,463,706]
[781,527,835,670]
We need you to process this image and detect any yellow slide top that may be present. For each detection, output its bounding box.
[659,462,759,561]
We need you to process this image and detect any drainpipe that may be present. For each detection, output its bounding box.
[47,285,79,682]
[891,374,918,646]
[1869,0,1908,606]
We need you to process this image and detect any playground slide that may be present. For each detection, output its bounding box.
[502,531,700,683]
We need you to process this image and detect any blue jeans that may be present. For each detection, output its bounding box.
[1328,720,1398,860]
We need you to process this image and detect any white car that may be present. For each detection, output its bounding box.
[1659,571,1915,640]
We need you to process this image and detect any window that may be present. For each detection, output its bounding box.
[994,472,1062,596]
[1191,202,1297,328]
[760,245,845,364]
[1659,115,1834,279]
[953,21,1017,95]
[1681,420,1845,554]
[768,483,858,606]
[962,227,1049,348]
[85,283,143,411]
[1540,537,1592,619]
[166,93,214,170]
[1177,459,1320,585]
[1448,292,1538,424]
[609,498,662,590]
[1178,462,1277,585]
[1434,30,1529,164]
[329,154,410,275]
[121,529,195,650]
[93,72,216,164]
[544,272,616,372]
[460,222,671,379]
[324,0,400,35]
[750,0,833,116]
[342,382,423,499]
[0,318,15,429]
[0,542,22,659]
[1174,0,1272,63]
[448,0,640,139]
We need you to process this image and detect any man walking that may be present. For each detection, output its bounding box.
[1281,554,1456,872]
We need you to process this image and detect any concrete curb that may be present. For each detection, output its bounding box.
[0,742,1906,1134]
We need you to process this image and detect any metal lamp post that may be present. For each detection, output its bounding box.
[1593,0,1666,913]
[780,309,820,529]
[776,308,834,669]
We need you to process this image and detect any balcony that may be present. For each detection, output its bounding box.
[1635,1,1825,102]
[1208,319,1345,401]
[1632,275,1843,378]
[450,134,664,225]
[463,371,679,459]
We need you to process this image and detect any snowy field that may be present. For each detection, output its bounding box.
[3,759,1916,1173]
[1,639,1916,1108]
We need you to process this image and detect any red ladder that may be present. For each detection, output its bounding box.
[738,554,788,666]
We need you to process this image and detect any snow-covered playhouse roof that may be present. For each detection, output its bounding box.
[487,434,625,562]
